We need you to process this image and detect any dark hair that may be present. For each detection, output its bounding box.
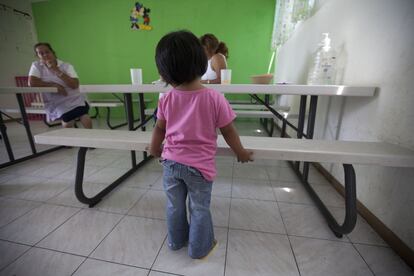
[155,30,207,86]
[216,42,229,59]
[34,42,57,57]
[200,33,229,59]
[200,33,219,53]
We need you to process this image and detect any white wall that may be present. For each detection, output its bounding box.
[275,0,414,249]
[0,0,38,108]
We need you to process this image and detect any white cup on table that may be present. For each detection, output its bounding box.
[130,68,143,84]
[221,69,232,84]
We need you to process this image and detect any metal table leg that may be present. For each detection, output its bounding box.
[291,162,357,237]
[16,93,36,154]
[124,93,136,167]
[0,112,14,161]
[138,92,148,159]
[302,95,318,181]
[75,147,151,207]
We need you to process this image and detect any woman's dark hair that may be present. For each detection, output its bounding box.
[200,33,219,53]
[34,42,57,57]
[216,41,229,59]
[155,30,207,86]
[200,33,229,59]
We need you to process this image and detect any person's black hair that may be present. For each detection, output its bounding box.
[34,42,57,57]
[155,30,207,86]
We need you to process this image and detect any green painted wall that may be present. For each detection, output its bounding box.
[32,0,275,117]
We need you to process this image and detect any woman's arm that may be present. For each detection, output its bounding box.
[149,119,166,157]
[56,72,79,89]
[45,62,79,89]
[210,54,227,84]
[219,122,253,162]
[28,76,67,96]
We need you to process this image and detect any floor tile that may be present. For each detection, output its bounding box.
[347,215,388,246]
[73,258,149,276]
[0,173,14,184]
[233,164,269,180]
[232,178,275,201]
[267,167,301,183]
[149,271,180,276]
[153,227,227,276]
[0,240,30,271]
[124,169,162,189]
[354,244,413,276]
[128,190,166,219]
[38,209,123,256]
[30,162,73,178]
[150,176,164,190]
[211,196,230,227]
[312,183,345,208]
[0,197,41,228]
[290,236,373,276]
[12,177,70,202]
[56,164,104,181]
[86,167,126,184]
[3,160,50,176]
[0,175,49,198]
[216,164,233,177]
[95,186,146,214]
[278,202,347,241]
[272,181,314,205]
[0,203,79,245]
[308,166,331,185]
[226,229,299,276]
[91,216,166,268]
[229,198,285,234]
[46,182,106,208]
[211,177,232,198]
[0,247,84,276]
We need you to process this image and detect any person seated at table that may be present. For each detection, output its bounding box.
[199,34,228,84]
[28,42,92,129]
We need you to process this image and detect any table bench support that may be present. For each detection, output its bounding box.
[292,163,357,237]
[74,147,152,207]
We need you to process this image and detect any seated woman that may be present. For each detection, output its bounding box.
[28,42,92,129]
[199,34,229,84]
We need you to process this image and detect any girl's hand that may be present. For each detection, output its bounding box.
[237,149,254,163]
[148,144,163,158]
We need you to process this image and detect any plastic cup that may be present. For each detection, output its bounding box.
[130,68,142,85]
[221,69,232,84]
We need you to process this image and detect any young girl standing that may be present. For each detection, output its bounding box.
[150,30,252,259]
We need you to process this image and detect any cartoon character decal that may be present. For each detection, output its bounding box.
[130,2,152,30]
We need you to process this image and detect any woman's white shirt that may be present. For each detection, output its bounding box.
[201,53,227,81]
[28,60,85,121]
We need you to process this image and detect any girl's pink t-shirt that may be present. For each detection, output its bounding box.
[157,87,236,181]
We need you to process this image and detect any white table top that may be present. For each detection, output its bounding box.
[0,87,57,94]
[79,84,376,97]
[34,129,414,168]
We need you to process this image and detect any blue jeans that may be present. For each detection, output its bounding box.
[161,159,215,259]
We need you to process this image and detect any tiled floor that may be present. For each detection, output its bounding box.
[0,118,413,275]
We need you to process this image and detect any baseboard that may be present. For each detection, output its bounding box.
[273,122,414,270]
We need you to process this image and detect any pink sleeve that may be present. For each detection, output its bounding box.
[216,93,236,128]
[156,97,165,120]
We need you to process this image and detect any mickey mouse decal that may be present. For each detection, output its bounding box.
[130,2,152,30]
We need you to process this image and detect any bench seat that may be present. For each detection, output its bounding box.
[33,128,414,237]
[1,108,46,115]
[34,128,414,167]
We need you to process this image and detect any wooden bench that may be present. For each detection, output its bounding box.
[34,128,414,238]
